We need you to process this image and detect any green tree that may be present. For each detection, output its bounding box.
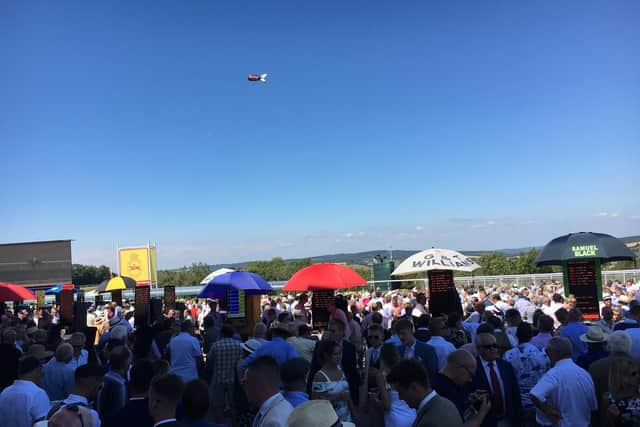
[476,252,515,276]
[72,264,112,286]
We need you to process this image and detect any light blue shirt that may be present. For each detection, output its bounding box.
[0,379,51,427]
[42,358,75,401]
[169,332,202,382]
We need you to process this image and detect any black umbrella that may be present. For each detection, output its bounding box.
[535,232,635,266]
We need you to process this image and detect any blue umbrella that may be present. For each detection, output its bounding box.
[198,271,273,299]
[45,284,77,295]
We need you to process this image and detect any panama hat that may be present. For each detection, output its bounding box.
[25,344,53,360]
[287,400,355,427]
[580,325,608,343]
[240,339,262,354]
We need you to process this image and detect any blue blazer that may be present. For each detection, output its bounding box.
[467,357,523,427]
[396,341,439,378]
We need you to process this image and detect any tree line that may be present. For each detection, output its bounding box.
[72,247,638,287]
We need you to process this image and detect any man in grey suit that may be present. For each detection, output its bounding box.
[387,359,463,427]
[244,355,294,427]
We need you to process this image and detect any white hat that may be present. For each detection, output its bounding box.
[240,339,262,354]
[287,400,355,427]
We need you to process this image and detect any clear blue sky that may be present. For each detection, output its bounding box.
[2,1,639,268]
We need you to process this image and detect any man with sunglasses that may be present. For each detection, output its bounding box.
[468,333,522,427]
[433,349,491,427]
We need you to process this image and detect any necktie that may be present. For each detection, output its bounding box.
[372,348,379,364]
[488,362,505,417]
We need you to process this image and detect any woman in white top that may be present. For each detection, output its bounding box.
[375,343,416,427]
[311,339,354,423]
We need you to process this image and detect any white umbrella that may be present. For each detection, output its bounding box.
[200,268,235,285]
[391,248,480,276]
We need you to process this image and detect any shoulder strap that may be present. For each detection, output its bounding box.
[317,369,331,382]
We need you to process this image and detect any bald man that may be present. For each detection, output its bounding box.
[432,350,490,427]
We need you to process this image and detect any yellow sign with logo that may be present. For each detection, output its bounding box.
[119,247,157,285]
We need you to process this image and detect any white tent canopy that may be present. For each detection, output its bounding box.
[392,248,480,276]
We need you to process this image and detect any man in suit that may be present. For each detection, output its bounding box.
[148,373,185,427]
[308,318,360,405]
[387,358,462,427]
[244,356,293,427]
[468,333,523,427]
[359,324,385,427]
[395,319,439,379]
[104,359,155,427]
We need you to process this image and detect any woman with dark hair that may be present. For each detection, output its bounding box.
[311,339,354,422]
[375,343,415,427]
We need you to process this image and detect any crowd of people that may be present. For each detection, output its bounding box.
[0,275,639,427]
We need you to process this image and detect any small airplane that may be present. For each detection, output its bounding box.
[247,73,267,83]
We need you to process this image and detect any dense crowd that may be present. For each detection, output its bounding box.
[0,276,639,427]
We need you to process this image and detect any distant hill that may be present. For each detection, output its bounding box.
[207,234,640,271]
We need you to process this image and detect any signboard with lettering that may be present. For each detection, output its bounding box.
[164,286,176,310]
[563,259,601,320]
[427,270,462,317]
[135,285,150,327]
[60,288,74,326]
[312,290,335,330]
[226,289,246,319]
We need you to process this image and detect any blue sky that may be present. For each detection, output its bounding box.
[2,1,639,269]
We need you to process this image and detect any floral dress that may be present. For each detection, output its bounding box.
[312,368,353,422]
[606,392,640,427]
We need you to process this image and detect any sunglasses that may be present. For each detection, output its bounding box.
[480,344,498,350]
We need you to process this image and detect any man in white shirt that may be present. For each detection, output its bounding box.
[244,355,293,427]
[0,355,51,427]
[412,293,428,318]
[530,336,597,427]
[426,318,456,370]
[168,320,202,382]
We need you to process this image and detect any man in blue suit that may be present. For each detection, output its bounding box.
[395,319,438,379]
[467,332,523,427]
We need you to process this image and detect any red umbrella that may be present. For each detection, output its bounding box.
[283,263,368,291]
[0,282,36,301]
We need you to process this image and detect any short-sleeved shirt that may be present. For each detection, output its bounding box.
[530,358,597,427]
[0,379,51,427]
[169,332,202,382]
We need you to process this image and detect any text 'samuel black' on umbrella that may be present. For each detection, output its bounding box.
[535,232,636,266]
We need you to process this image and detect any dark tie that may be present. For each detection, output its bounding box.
[488,361,505,417]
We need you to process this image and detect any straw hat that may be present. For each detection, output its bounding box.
[618,295,630,304]
[240,339,262,354]
[580,325,608,343]
[287,400,355,427]
[26,344,53,360]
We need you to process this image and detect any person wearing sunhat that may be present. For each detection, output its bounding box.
[287,399,355,427]
[577,325,609,370]
[26,343,54,364]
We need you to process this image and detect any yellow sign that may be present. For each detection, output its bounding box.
[150,247,158,283]
[119,247,157,284]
